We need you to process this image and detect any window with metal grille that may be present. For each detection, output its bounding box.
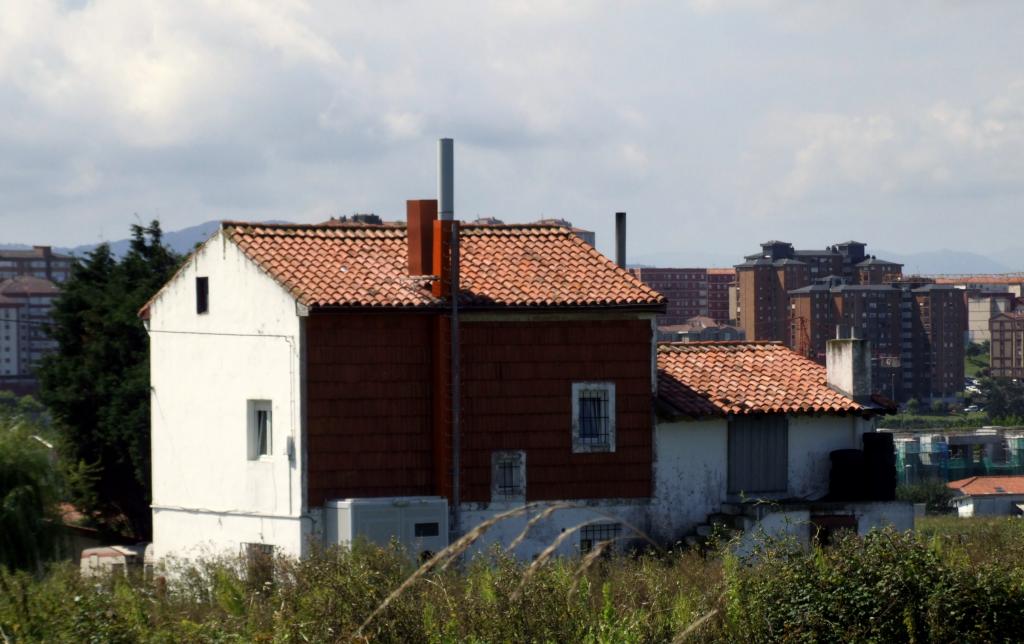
[579,522,622,553]
[571,382,616,453]
[491,450,526,501]
[247,400,272,460]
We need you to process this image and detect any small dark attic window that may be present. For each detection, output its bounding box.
[196,277,209,314]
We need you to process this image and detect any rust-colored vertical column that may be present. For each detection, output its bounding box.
[431,218,456,499]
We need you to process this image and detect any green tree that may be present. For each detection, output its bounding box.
[39,222,180,540]
[0,409,62,570]
[979,376,1024,423]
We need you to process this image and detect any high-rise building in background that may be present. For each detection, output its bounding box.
[630,267,736,326]
[736,240,965,402]
[0,246,73,283]
[0,275,61,393]
[990,312,1024,379]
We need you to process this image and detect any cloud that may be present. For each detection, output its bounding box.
[0,0,1022,260]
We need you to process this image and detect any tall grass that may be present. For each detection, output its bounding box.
[3,519,1024,642]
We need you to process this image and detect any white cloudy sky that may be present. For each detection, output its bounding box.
[1,1,1023,263]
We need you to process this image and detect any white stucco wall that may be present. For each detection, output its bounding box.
[651,418,728,542]
[652,414,872,541]
[954,494,1024,517]
[788,415,870,499]
[148,231,308,560]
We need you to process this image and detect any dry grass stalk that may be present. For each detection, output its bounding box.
[567,537,617,600]
[671,608,719,643]
[511,519,597,601]
[356,503,535,637]
[508,502,573,551]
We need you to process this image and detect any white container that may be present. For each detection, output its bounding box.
[324,496,449,558]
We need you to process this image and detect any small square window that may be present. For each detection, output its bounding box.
[579,522,622,553]
[572,382,615,453]
[491,450,526,502]
[247,400,272,460]
[196,277,209,314]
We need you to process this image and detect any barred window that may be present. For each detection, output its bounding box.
[491,451,526,502]
[579,522,622,553]
[572,382,616,453]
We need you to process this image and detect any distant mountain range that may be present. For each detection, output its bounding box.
[2,220,288,258]
[4,221,1024,275]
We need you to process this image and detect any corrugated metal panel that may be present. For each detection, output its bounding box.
[727,416,788,494]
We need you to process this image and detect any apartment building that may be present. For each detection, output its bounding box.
[0,276,60,391]
[735,240,903,343]
[789,276,965,401]
[630,267,735,325]
[0,246,73,283]
[990,312,1024,379]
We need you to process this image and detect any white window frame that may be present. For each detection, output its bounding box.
[247,400,273,460]
[491,450,526,502]
[571,382,616,453]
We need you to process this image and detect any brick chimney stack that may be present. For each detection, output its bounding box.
[407,200,437,276]
[826,337,873,402]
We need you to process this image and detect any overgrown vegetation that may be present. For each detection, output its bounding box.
[4,521,1024,642]
[0,404,63,571]
[38,222,180,541]
[896,480,955,514]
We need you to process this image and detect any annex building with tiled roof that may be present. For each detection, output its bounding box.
[948,475,1024,517]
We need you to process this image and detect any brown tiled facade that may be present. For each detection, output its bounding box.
[991,312,1024,379]
[304,312,656,506]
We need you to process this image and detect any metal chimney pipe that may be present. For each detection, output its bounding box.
[615,212,627,268]
[438,138,454,220]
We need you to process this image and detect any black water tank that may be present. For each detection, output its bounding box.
[862,433,897,501]
[829,449,864,501]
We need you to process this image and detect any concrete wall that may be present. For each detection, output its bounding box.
[148,231,308,560]
[788,415,869,499]
[651,418,728,542]
[652,414,870,541]
[459,500,650,560]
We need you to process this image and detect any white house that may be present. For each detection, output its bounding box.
[143,211,910,564]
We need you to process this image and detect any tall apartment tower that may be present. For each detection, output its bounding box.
[735,240,903,343]
[630,267,736,325]
[789,278,965,401]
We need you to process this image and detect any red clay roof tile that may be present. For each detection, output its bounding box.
[221,222,665,310]
[947,475,1024,496]
[657,341,865,418]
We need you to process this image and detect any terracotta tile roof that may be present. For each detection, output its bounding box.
[223,222,665,310]
[656,341,868,418]
[948,475,1024,496]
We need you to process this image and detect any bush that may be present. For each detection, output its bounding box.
[897,481,955,514]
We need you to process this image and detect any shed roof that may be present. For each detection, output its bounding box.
[948,475,1024,496]
[656,341,880,418]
